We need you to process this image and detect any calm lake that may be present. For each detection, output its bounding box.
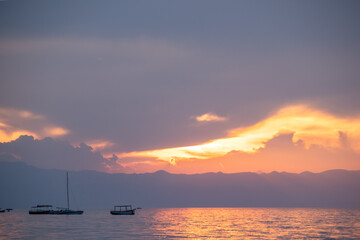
[1,208,359,239]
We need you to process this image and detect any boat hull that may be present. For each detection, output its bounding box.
[29,210,51,215]
[51,210,84,215]
[110,210,135,215]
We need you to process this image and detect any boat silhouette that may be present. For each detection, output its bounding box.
[29,205,54,214]
[29,172,83,215]
[52,172,83,215]
[110,205,136,215]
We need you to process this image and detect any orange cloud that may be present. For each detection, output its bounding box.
[121,105,360,165]
[195,112,227,122]
[159,133,360,174]
[44,127,69,137]
[0,107,69,142]
[0,129,39,143]
[85,139,115,152]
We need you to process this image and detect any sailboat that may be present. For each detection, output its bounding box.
[52,172,84,215]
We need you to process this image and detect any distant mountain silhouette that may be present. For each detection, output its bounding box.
[1,161,360,209]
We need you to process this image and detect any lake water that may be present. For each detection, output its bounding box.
[1,208,359,239]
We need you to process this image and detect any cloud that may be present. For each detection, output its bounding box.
[84,139,115,152]
[185,133,360,174]
[121,105,360,165]
[0,135,125,172]
[195,112,227,122]
[116,133,360,174]
[44,127,69,137]
[1,35,359,156]
[0,107,119,163]
[0,108,69,142]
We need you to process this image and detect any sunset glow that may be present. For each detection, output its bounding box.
[195,112,227,122]
[44,127,69,137]
[121,105,360,164]
[0,129,39,143]
[1,0,360,177]
[86,139,115,151]
[0,108,69,142]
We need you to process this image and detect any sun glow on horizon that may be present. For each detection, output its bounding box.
[120,105,360,164]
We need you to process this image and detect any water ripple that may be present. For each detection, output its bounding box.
[0,208,359,239]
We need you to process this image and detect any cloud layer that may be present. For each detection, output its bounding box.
[0,1,359,174]
[121,105,360,163]
[0,135,121,172]
[0,104,359,174]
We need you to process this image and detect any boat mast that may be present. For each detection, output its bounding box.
[66,172,69,209]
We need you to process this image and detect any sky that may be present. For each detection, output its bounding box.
[0,0,359,173]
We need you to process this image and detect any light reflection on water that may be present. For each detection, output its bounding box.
[0,208,359,239]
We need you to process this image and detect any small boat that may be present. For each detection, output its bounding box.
[0,208,5,213]
[52,207,84,215]
[110,205,136,215]
[29,205,54,214]
[52,172,83,215]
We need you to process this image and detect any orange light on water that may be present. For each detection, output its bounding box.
[149,208,311,239]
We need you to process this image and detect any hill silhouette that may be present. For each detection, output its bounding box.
[1,161,360,209]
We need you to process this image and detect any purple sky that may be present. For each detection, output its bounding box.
[0,0,359,173]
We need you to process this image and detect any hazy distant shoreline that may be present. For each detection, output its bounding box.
[1,161,360,209]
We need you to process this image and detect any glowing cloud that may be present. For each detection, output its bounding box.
[195,112,227,122]
[44,127,69,137]
[0,128,39,143]
[121,105,360,163]
[85,139,115,151]
[0,107,69,142]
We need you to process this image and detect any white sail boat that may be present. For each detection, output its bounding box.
[52,172,84,215]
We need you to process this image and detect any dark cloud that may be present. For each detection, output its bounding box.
[0,135,125,172]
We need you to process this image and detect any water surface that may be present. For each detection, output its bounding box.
[0,208,359,239]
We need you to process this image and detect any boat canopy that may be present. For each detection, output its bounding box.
[113,205,134,211]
